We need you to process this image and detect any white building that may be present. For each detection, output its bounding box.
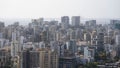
[116,35,120,46]
[84,46,95,62]
[11,31,20,57]
[11,40,19,57]
[0,39,5,48]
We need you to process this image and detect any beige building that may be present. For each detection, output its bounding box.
[20,48,59,68]
[39,49,59,68]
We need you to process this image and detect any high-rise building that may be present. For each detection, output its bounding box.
[91,31,97,45]
[71,16,80,27]
[0,33,3,39]
[11,31,17,57]
[49,20,58,26]
[83,32,91,43]
[59,57,77,68]
[61,16,69,29]
[11,30,20,57]
[20,49,40,68]
[0,49,11,68]
[21,48,59,68]
[0,39,5,48]
[115,35,120,56]
[19,36,24,51]
[104,36,111,44]
[84,46,95,62]
[13,22,19,27]
[110,20,120,29]
[39,49,59,68]
[66,40,77,54]
[40,30,50,45]
[85,20,96,27]
[21,49,31,68]
[116,35,120,45]
[11,40,19,57]
[97,32,104,52]
[0,22,5,32]
[37,18,44,26]
[70,29,76,40]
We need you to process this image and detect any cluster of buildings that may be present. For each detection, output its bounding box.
[0,16,120,68]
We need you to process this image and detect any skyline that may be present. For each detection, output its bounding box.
[0,0,120,19]
[1,0,120,68]
[0,17,112,26]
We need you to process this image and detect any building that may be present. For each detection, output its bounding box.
[0,22,5,32]
[11,40,19,57]
[85,20,96,27]
[59,57,77,68]
[91,31,97,45]
[69,29,76,40]
[71,16,80,27]
[37,18,44,26]
[11,31,20,57]
[21,49,31,68]
[40,30,50,45]
[104,36,111,44]
[20,48,59,68]
[97,32,104,52]
[0,48,11,68]
[61,16,69,29]
[39,49,59,68]
[20,48,40,68]
[115,35,120,56]
[110,20,120,29]
[83,32,91,44]
[66,40,77,55]
[84,46,95,62]
[0,33,3,39]
[0,39,5,48]
[116,35,120,46]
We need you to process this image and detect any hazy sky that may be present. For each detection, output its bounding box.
[0,0,120,19]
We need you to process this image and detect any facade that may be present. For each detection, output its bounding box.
[61,16,69,29]
[39,49,59,68]
[85,20,96,27]
[11,40,19,57]
[0,33,3,39]
[0,49,11,68]
[0,22,5,32]
[59,57,77,68]
[11,30,21,57]
[110,20,120,29]
[104,36,111,44]
[84,46,95,62]
[115,35,120,56]
[0,39,5,48]
[66,40,77,54]
[21,49,31,68]
[97,32,104,52]
[71,16,80,27]
[20,48,59,68]
[116,35,120,46]
[21,49,40,68]
[91,31,97,45]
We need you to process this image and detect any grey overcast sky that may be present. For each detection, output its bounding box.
[0,0,120,19]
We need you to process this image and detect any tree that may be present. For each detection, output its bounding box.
[4,57,13,68]
[95,51,107,62]
[84,62,98,68]
[114,56,120,62]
